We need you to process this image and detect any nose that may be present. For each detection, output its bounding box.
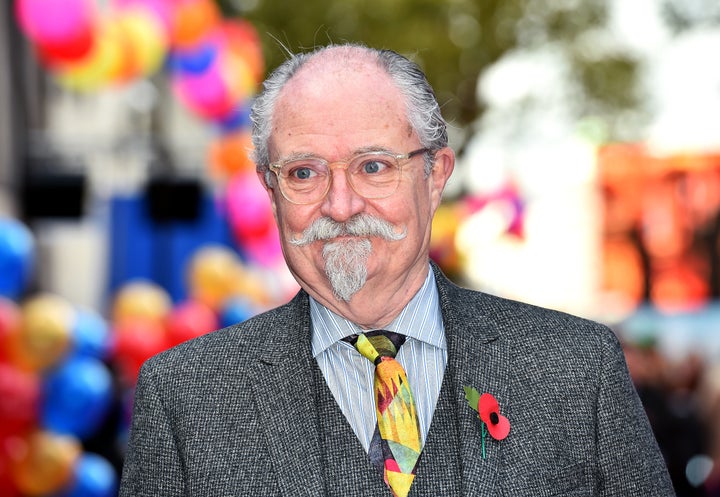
[319,166,366,222]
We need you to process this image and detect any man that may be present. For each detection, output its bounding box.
[119,44,674,496]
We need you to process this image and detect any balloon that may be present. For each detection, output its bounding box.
[111,317,168,385]
[0,363,40,439]
[111,0,173,36]
[54,19,127,91]
[35,27,95,67]
[112,280,171,324]
[0,436,22,497]
[219,297,255,328]
[0,218,35,300]
[226,171,275,241]
[187,245,242,311]
[165,300,218,347]
[41,357,113,440]
[241,226,283,268]
[172,61,237,120]
[169,0,220,49]
[115,6,169,79]
[15,0,96,48]
[0,298,21,362]
[169,40,218,75]
[208,130,254,179]
[54,452,118,497]
[219,19,264,84]
[215,104,251,133]
[11,430,82,497]
[6,294,74,372]
[71,309,111,360]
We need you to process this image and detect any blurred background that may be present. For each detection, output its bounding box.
[0,0,719,495]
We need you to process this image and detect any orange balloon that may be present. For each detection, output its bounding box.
[170,0,220,48]
[11,431,81,497]
[187,245,242,311]
[112,280,172,324]
[208,131,254,178]
[6,294,74,372]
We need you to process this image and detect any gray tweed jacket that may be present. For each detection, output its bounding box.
[119,263,674,496]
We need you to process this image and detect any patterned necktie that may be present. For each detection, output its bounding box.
[346,331,422,497]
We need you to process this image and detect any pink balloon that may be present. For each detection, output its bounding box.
[15,0,96,45]
[242,226,283,267]
[226,172,275,241]
[172,61,236,119]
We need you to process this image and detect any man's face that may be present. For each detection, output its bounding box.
[261,57,453,312]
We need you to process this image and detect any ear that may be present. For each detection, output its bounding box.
[429,147,455,212]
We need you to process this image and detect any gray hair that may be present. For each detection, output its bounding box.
[250,44,448,185]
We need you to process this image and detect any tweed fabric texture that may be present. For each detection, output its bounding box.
[119,262,675,496]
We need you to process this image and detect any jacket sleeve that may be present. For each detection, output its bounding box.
[119,361,185,497]
[595,329,675,496]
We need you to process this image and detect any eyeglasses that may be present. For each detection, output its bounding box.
[268,148,429,205]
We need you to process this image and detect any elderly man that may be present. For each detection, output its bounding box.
[119,44,674,496]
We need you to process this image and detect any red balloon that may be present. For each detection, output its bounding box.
[0,363,40,440]
[0,436,22,497]
[0,298,21,363]
[111,318,169,386]
[165,300,218,347]
[35,24,94,66]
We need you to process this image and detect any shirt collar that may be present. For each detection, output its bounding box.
[310,266,446,357]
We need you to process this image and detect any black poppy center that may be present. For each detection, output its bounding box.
[489,412,499,425]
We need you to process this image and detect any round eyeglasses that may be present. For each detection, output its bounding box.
[268,148,429,205]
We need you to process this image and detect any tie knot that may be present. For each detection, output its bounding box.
[344,331,406,364]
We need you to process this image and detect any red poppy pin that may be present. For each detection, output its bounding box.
[464,386,510,458]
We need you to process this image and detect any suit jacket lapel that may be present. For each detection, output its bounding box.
[248,292,325,497]
[433,264,514,496]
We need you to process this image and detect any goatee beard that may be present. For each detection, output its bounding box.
[289,213,407,302]
[322,238,371,302]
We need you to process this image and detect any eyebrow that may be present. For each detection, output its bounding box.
[274,146,395,164]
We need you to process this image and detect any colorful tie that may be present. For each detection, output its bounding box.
[347,331,422,497]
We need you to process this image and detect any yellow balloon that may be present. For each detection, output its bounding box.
[11,430,82,497]
[112,280,172,323]
[8,294,75,372]
[188,245,241,311]
[118,7,169,79]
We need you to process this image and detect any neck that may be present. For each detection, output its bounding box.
[311,262,430,329]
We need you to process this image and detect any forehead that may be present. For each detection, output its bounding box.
[270,54,414,157]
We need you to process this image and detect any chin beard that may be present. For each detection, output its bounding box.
[322,238,372,302]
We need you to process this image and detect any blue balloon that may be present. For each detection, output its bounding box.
[0,218,34,299]
[169,42,218,74]
[215,104,252,133]
[53,453,118,497]
[220,297,255,328]
[71,309,111,360]
[42,357,113,439]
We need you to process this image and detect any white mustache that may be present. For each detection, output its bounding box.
[289,214,407,246]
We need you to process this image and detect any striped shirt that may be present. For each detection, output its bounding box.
[310,267,447,452]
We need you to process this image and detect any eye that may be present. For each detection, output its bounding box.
[357,156,394,175]
[284,160,325,181]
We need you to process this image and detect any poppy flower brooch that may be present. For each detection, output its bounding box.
[464,386,510,458]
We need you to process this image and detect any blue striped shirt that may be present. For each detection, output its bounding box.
[310,267,447,452]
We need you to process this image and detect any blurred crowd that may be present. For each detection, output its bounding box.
[621,335,720,496]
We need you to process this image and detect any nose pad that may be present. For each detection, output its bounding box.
[320,166,365,221]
